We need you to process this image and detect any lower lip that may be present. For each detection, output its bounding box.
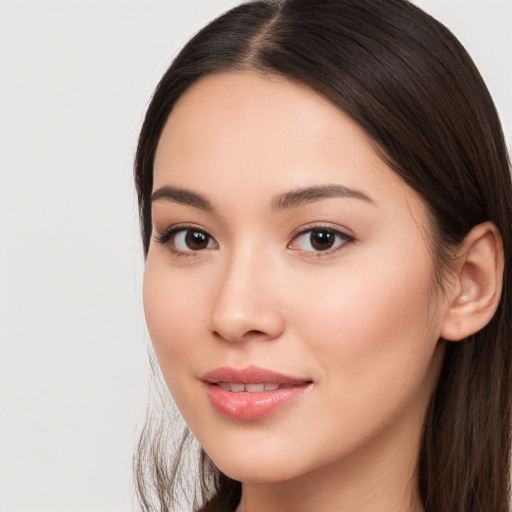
[205,383,310,420]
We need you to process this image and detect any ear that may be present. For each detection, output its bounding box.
[441,221,504,342]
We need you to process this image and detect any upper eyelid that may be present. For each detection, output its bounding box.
[154,224,216,245]
[289,222,354,239]
[290,228,354,244]
[155,223,211,236]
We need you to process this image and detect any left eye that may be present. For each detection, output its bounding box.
[290,228,352,253]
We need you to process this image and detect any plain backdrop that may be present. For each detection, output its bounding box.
[0,1,511,511]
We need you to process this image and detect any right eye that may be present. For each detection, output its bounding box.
[155,226,218,255]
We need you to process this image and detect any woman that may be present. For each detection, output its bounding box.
[134,0,512,511]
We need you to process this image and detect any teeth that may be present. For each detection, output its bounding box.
[245,383,264,392]
[216,382,287,392]
[230,383,245,393]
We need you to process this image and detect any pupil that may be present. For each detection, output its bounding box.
[186,230,208,250]
[310,230,334,250]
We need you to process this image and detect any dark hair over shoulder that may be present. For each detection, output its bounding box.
[134,1,512,511]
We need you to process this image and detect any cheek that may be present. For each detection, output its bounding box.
[143,257,204,373]
[275,252,443,468]
[291,246,440,400]
[143,258,214,424]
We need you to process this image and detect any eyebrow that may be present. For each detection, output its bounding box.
[151,186,214,211]
[150,183,374,212]
[271,184,374,210]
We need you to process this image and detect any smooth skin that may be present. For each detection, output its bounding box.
[143,72,503,512]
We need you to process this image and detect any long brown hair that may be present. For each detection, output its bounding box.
[134,1,512,510]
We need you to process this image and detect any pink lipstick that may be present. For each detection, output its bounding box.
[201,366,312,420]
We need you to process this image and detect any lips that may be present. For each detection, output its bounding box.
[201,366,312,420]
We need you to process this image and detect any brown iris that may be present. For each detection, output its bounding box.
[185,230,210,250]
[310,230,335,251]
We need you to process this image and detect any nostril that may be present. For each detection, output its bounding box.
[212,328,270,342]
[244,329,266,337]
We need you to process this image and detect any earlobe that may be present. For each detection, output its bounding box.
[441,222,504,342]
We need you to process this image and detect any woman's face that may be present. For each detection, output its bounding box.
[144,72,448,484]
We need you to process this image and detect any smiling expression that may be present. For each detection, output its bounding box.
[143,72,448,488]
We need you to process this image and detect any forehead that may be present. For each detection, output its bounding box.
[153,71,427,221]
[154,72,373,182]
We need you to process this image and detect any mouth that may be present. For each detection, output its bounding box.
[214,382,300,392]
[201,366,312,420]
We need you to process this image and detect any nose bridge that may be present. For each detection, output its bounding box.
[209,241,284,343]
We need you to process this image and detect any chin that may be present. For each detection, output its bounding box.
[202,438,318,485]
[216,459,301,484]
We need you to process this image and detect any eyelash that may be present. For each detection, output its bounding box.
[154,223,355,257]
[154,224,217,257]
[288,224,355,257]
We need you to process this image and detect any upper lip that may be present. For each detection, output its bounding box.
[201,365,311,385]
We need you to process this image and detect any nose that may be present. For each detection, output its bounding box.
[208,248,285,343]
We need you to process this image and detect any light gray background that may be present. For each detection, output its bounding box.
[1,1,511,511]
